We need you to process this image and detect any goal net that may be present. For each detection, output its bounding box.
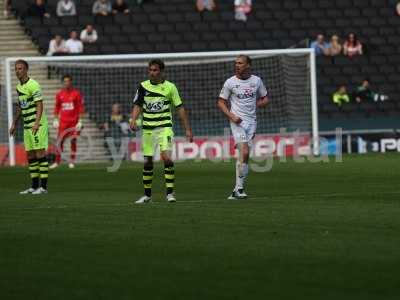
[3,49,318,166]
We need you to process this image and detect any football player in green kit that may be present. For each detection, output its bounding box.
[9,60,49,194]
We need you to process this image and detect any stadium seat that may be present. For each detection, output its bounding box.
[61,16,78,27]
[84,44,99,55]
[154,44,172,53]
[114,15,131,26]
[117,44,136,54]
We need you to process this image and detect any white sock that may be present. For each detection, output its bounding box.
[235,162,249,191]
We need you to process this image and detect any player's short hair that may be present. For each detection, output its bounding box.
[149,59,165,71]
[63,74,72,81]
[15,59,29,70]
[237,55,252,66]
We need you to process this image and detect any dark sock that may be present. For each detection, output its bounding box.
[164,162,175,195]
[143,166,153,197]
[38,156,49,189]
[28,158,39,189]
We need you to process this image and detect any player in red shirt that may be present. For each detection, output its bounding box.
[50,74,84,169]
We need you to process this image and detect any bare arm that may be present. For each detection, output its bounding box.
[177,106,193,142]
[130,105,143,131]
[217,98,241,124]
[256,96,269,108]
[9,104,21,136]
[31,100,43,135]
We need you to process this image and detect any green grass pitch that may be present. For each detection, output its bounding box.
[0,154,399,300]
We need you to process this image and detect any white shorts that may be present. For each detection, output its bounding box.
[230,121,257,146]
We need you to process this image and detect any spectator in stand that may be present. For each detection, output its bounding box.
[332,85,350,107]
[26,0,51,18]
[65,30,83,54]
[80,24,98,43]
[234,0,252,22]
[56,0,77,17]
[196,0,216,12]
[3,0,11,18]
[310,34,330,56]
[343,33,363,58]
[112,0,130,14]
[101,103,130,158]
[354,79,388,103]
[397,2,400,16]
[93,0,112,16]
[47,34,69,56]
[327,35,342,56]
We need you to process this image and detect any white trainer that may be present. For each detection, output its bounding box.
[19,187,35,194]
[228,189,247,200]
[68,163,75,169]
[32,187,48,195]
[135,195,151,204]
[166,193,176,202]
[49,163,59,169]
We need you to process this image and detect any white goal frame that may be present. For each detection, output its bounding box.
[5,49,318,166]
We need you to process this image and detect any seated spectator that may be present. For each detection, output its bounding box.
[112,0,130,14]
[234,0,252,22]
[93,0,112,16]
[3,0,11,18]
[47,34,69,56]
[196,0,216,12]
[343,33,363,58]
[101,103,130,157]
[332,85,350,106]
[327,35,342,56]
[80,24,98,43]
[65,30,83,54]
[354,79,388,103]
[57,0,77,17]
[310,34,330,56]
[25,0,51,18]
[397,2,400,16]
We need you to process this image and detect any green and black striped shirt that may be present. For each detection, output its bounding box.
[133,80,183,131]
[16,78,47,129]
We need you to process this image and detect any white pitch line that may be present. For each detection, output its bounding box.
[4,190,400,211]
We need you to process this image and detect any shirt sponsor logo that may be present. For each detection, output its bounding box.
[146,102,163,112]
[62,102,74,110]
[236,88,256,99]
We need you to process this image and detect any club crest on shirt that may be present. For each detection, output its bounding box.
[20,100,29,109]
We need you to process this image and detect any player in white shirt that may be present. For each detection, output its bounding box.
[217,55,268,199]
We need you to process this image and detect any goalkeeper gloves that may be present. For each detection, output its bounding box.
[76,119,83,131]
[53,118,59,129]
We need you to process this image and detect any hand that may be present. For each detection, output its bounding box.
[257,98,268,108]
[230,114,242,124]
[31,123,40,135]
[53,118,59,129]
[76,120,82,131]
[130,119,138,131]
[9,123,16,137]
[186,129,193,143]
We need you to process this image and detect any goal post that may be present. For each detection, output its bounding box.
[4,49,318,166]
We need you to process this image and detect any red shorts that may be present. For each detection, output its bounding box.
[58,123,80,139]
